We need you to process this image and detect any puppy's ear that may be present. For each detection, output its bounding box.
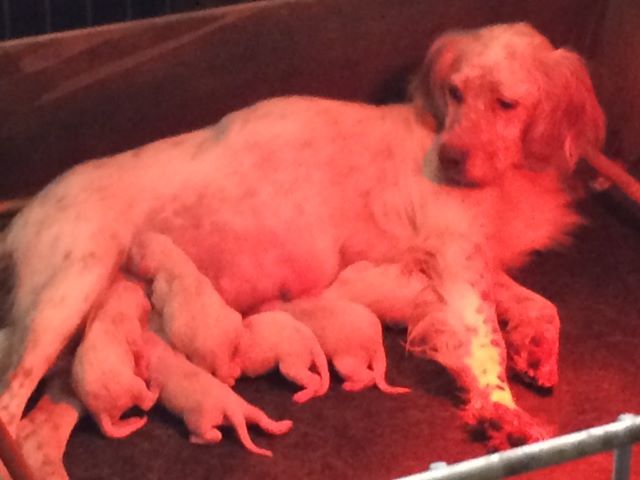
[410,31,466,129]
[524,48,605,173]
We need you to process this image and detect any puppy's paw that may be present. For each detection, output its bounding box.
[292,389,315,403]
[341,381,370,392]
[217,363,241,387]
[190,427,223,445]
[269,419,293,436]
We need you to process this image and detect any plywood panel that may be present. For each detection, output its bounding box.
[0,0,608,197]
[592,0,640,163]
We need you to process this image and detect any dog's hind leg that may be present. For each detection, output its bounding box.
[0,259,117,435]
[17,364,84,480]
[494,271,560,389]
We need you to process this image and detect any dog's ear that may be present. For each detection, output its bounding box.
[524,48,605,173]
[410,31,466,129]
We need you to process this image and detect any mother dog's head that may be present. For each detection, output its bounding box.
[412,22,605,188]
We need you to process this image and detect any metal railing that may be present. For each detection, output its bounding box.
[397,414,640,480]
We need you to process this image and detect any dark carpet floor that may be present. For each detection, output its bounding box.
[4,191,640,480]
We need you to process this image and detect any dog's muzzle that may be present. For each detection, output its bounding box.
[437,142,479,188]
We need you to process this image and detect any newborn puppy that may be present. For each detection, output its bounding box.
[129,232,243,385]
[262,296,409,394]
[71,277,158,438]
[231,311,330,403]
[144,330,293,457]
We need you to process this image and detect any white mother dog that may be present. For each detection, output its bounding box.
[0,22,604,449]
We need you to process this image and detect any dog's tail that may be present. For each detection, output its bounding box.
[585,151,640,205]
[0,248,16,381]
[0,197,30,218]
[310,338,331,397]
[372,345,410,394]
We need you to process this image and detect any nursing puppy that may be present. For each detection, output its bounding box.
[71,277,158,438]
[230,311,330,403]
[262,296,410,394]
[0,22,605,449]
[128,232,243,385]
[143,331,293,457]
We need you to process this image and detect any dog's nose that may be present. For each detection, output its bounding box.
[438,143,469,177]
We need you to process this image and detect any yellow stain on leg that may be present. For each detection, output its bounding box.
[452,282,516,409]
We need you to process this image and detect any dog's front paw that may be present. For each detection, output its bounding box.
[508,329,558,389]
[462,400,552,451]
[501,303,560,389]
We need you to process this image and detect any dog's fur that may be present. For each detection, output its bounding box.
[71,277,157,438]
[0,22,605,448]
[263,296,410,394]
[129,231,244,385]
[231,311,330,403]
[144,331,293,457]
[17,373,84,480]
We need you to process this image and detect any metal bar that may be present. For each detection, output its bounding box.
[3,0,10,39]
[85,0,92,26]
[43,0,51,33]
[612,414,635,480]
[398,414,640,480]
[124,0,132,21]
[613,445,632,480]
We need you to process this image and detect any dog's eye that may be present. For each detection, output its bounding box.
[497,98,518,110]
[447,84,464,103]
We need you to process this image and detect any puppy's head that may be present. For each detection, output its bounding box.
[412,22,605,188]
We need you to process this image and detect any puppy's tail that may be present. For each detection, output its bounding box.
[372,346,410,395]
[310,339,330,397]
[227,404,273,457]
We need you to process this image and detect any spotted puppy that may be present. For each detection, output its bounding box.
[230,311,330,403]
[263,296,409,394]
[71,277,158,438]
[144,330,292,457]
[129,232,243,385]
